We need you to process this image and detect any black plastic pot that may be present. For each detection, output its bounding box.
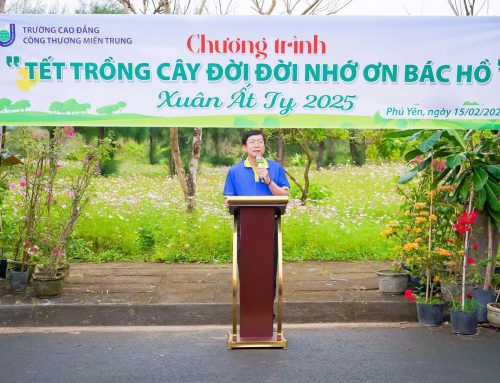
[416,302,444,326]
[450,310,478,335]
[9,270,29,292]
[472,289,498,323]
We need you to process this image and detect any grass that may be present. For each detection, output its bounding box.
[71,162,403,263]
[3,140,405,263]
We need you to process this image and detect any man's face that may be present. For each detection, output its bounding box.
[243,134,265,158]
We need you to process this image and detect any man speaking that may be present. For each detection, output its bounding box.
[223,130,290,327]
[222,130,290,198]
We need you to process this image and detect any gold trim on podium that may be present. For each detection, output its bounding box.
[227,196,288,349]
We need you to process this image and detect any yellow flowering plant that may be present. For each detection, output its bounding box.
[383,159,463,303]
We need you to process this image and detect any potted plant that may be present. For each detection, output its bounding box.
[449,294,479,335]
[395,129,499,333]
[486,274,500,328]
[447,201,480,335]
[10,127,112,297]
[378,169,432,294]
[470,257,498,323]
[401,159,457,326]
[377,217,410,294]
[1,146,23,280]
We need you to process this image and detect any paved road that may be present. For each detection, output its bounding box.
[1,324,499,383]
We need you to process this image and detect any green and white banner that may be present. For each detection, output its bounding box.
[0,15,499,129]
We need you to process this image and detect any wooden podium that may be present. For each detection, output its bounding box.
[226,196,288,349]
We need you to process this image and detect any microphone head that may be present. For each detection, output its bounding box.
[256,155,263,164]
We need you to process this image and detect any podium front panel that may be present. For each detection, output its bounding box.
[239,207,275,338]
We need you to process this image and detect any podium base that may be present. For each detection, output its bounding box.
[226,331,288,349]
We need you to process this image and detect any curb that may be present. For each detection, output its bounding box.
[0,301,417,326]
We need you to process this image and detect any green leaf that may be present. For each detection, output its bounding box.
[486,179,500,196]
[472,168,488,191]
[398,168,418,184]
[458,180,471,201]
[434,167,452,185]
[418,131,443,152]
[486,206,500,224]
[475,189,486,210]
[404,149,423,162]
[485,165,500,179]
[445,129,466,150]
[417,156,432,171]
[485,183,500,213]
[445,154,463,169]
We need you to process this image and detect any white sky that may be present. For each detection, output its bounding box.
[14,0,500,15]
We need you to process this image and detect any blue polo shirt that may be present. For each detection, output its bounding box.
[223,158,290,196]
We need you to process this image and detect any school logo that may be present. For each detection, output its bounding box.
[0,24,16,47]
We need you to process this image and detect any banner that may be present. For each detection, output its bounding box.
[0,15,499,129]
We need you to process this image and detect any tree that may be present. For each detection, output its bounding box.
[118,0,230,212]
[76,1,126,176]
[251,0,353,15]
[76,0,126,14]
[251,0,356,191]
[348,129,366,166]
[5,0,68,13]
[170,127,203,212]
[447,0,489,15]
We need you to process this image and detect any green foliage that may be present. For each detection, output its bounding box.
[416,295,443,305]
[137,226,156,252]
[66,237,95,262]
[76,0,126,14]
[398,130,500,226]
[290,183,331,201]
[101,159,119,176]
[368,130,412,161]
[205,155,235,167]
[100,249,127,262]
[0,161,401,263]
[449,296,478,312]
[290,153,307,167]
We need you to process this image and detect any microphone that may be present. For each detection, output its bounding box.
[256,155,265,183]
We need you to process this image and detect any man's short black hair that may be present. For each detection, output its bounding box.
[242,130,266,145]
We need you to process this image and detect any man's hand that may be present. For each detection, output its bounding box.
[257,167,271,184]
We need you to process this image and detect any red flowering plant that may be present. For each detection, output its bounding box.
[9,127,112,277]
[447,205,481,311]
